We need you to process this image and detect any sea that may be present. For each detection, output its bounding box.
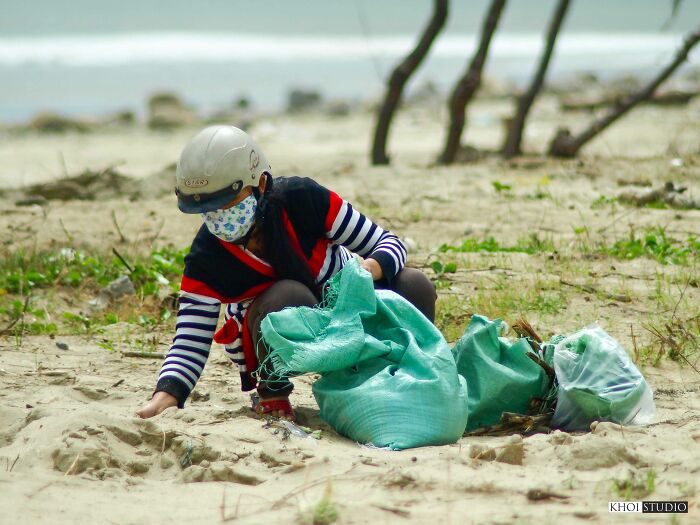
[1,0,699,122]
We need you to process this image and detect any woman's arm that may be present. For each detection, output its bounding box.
[278,177,407,283]
[325,192,407,283]
[137,290,221,417]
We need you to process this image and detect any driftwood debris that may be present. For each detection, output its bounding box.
[512,318,543,343]
[439,0,507,164]
[549,26,700,157]
[371,0,448,165]
[19,166,133,202]
[502,0,571,158]
[527,489,570,501]
[618,182,698,210]
[465,411,553,437]
[561,89,699,112]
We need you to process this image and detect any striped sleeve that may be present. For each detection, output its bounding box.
[223,300,251,371]
[154,291,220,407]
[325,191,407,281]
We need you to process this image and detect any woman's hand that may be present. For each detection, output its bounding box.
[359,257,383,281]
[136,391,178,419]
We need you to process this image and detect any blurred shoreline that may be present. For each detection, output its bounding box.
[2,31,699,123]
[2,64,699,139]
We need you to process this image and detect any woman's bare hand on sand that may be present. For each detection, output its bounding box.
[136,391,178,419]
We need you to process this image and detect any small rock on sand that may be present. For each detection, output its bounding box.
[468,435,524,465]
[558,435,647,471]
[103,276,136,300]
[73,385,109,401]
[496,435,524,465]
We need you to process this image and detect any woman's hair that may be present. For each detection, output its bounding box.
[256,175,321,300]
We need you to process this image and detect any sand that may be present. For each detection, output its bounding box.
[1,96,699,524]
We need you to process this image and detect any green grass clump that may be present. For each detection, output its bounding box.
[438,233,555,256]
[435,276,567,342]
[603,227,699,265]
[298,482,338,525]
[442,227,697,265]
[469,275,567,319]
[637,314,700,367]
[0,249,119,293]
[612,469,656,500]
[435,295,471,342]
[590,195,619,209]
[0,300,58,335]
[0,245,188,296]
[0,245,187,341]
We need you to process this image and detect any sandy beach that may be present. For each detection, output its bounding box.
[1,95,699,524]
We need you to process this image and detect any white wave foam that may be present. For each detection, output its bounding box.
[0,32,690,67]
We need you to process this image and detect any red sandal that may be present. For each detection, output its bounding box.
[251,393,295,419]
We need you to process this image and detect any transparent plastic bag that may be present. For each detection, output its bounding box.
[551,325,655,431]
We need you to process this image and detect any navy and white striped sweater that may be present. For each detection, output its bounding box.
[156,176,407,406]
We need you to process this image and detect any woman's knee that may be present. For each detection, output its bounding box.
[394,268,437,300]
[392,267,437,321]
[247,279,317,330]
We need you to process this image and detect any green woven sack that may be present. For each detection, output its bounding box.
[452,315,550,431]
[260,259,469,450]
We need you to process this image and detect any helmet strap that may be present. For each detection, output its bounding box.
[239,173,272,249]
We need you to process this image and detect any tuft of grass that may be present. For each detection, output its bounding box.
[298,482,338,525]
[0,245,188,297]
[435,295,472,343]
[525,186,554,201]
[438,233,555,256]
[429,259,458,289]
[591,195,619,209]
[612,469,656,501]
[0,245,186,341]
[62,312,94,335]
[603,227,699,265]
[492,181,513,194]
[442,226,697,265]
[640,314,700,368]
[469,274,567,319]
[435,275,567,342]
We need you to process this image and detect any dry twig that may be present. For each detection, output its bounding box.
[112,247,134,273]
[0,295,30,336]
[121,351,166,359]
[111,209,128,243]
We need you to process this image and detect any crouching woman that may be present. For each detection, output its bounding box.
[136,126,436,420]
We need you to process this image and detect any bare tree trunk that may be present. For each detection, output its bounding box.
[371,0,449,165]
[502,0,571,158]
[438,0,507,165]
[549,26,700,158]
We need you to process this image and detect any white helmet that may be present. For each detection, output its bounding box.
[175,125,271,213]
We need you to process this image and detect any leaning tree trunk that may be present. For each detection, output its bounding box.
[549,26,700,158]
[371,0,449,165]
[502,0,571,158]
[438,0,507,165]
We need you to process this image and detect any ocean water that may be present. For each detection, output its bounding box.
[1,0,699,122]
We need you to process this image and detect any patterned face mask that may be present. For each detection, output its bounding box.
[201,194,257,243]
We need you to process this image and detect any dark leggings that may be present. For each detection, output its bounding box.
[247,267,437,399]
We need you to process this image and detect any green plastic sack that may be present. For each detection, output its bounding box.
[551,326,655,430]
[452,315,551,431]
[260,259,469,450]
